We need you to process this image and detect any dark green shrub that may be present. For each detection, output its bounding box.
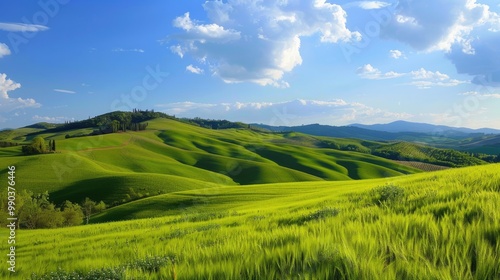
[372,185,405,206]
[128,255,175,273]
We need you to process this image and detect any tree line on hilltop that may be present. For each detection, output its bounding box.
[24,109,168,140]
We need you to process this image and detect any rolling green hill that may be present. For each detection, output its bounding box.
[0,113,499,279]
[0,117,425,207]
[257,122,500,159]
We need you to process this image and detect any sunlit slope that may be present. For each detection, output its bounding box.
[3,163,499,279]
[0,117,424,207]
[147,118,421,181]
[0,153,224,206]
[94,162,500,223]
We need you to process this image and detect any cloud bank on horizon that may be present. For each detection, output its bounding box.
[157,99,413,126]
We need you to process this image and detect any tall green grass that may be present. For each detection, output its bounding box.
[0,164,498,279]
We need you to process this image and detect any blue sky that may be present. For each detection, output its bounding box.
[1,0,499,129]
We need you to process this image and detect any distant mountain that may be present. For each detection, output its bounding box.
[350,121,500,135]
[252,123,477,142]
[252,122,500,155]
[253,124,399,141]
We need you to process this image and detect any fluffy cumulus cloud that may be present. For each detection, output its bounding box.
[0,43,11,58]
[356,64,404,79]
[0,73,41,112]
[170,0,361,87]
[380,0,496,52]
[377,0,500,87]
[0,73,20,99]
[156,99,412,126]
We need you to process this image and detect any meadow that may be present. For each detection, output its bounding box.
[0,116,498,279]
[0,164,498,279]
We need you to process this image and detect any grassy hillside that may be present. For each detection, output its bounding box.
[1,164,498,279]
[0,118,424,207]
[0,115,498,279]
[317,136,487,167]
[257,123,497,163]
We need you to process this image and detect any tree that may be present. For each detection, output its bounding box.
[22,137,48,155]
[81,198,106,224]
[32,137,47,153]
[13,190,31,229]
[19,191,64,229]
[111,120,120,133]
[61,201,84,226]
[0,189,30,227]
[82,198,96,225]
[52,139,56,152]
[95,201,106,213]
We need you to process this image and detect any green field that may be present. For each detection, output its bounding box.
[0,118,423,206]
[0,117,498,279]
[0,164,498,279]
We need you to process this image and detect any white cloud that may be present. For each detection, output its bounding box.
[54,89,76,94]
[356,65,467,88]
[0,22,49,32]
[389,49,405,59]
[0,43,11,58]
[0,73,41,113]
[156,99,412,126]
[170,0,360,87]
[173,12,241,42]
[356,64,405,79]
[112,48,145,53]
[32,115,73,123]
[186,64,204,74]
[408,80,466,89]
[380,0,495,52]
[156,101,217,116]
[373,1,500,87]
[410,68,449,80]
[489,12,500,31]
[0,73,20,99]
[345,1,391,10]
[460,91,500,99]
[409,68,467,89]
[170,45,184,58]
